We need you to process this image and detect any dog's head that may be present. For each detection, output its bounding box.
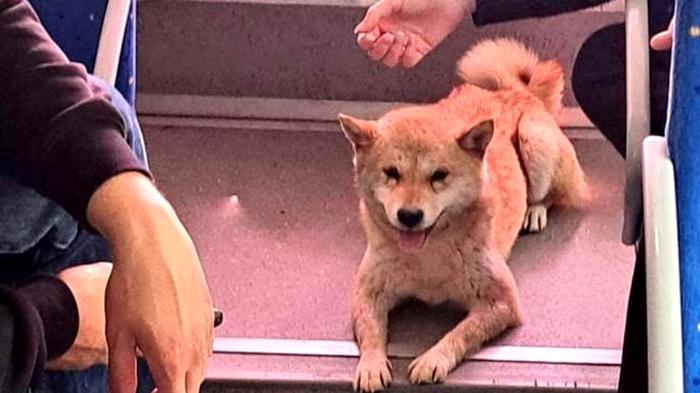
[339,107,494,253]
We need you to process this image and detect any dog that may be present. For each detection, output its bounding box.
[338,38,589,392]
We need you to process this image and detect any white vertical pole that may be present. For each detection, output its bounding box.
[93,0,131,85]
[643,137,685,393]
[622,0,651,245]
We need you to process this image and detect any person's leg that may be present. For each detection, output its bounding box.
[0,302,15,393]
[572,19,671,393]
[573,25,647,392]
[572,23,671,152]
[648,50,672,138]
[617,242,648,392]
[572,23,627,156]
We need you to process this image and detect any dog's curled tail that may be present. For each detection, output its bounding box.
[456,38,564,115]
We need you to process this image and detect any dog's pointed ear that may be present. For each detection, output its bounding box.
[338,113,376,149]
[457,120,494,158]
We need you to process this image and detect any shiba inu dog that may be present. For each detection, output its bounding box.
[338,38,589,392]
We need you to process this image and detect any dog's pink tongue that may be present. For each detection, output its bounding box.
[399,231,427,252]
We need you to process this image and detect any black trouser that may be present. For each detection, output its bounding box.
[572,19,672,393]
[0,303,15,393]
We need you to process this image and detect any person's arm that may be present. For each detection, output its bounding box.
[0,276,79,393]
[0,0,150,224]
[471,0,615,26]
[1,2,214,392]
[354,0,617,68]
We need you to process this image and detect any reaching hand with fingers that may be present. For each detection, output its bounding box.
[354,0,476,68]
[88,173,214,393]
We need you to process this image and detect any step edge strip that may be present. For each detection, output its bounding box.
[213,337,621,366]
[137,93,596,129]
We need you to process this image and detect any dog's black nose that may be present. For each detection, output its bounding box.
[397,208,424,228]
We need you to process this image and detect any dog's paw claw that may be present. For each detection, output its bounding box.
[408,349,453,385]
[522,204,548,233]
[353,354,393,392]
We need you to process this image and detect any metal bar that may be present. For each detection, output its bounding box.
[643,136,684,393]
[666,0,700,390]
[138,115,603,142]
[136,94,595,128]
[622,0,651,245]
[213,337,621,366]
[93,0,131,85]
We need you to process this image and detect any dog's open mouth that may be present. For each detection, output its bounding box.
[398,230,429,252]
[393,212,444,252]
[398,220,440,252]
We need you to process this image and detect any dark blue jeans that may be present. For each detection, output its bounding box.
[0,76,154,393]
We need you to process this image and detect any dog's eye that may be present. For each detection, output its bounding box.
[383,166,400,181]
[430,169,449,183]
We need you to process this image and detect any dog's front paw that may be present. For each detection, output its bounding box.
[522,204,548,233]
[354,352,393,392]
[408,347,455,385]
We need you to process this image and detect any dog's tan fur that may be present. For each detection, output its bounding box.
[339,38,588,392]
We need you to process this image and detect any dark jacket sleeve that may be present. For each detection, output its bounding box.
[472,0,616,26]
[0,276,78,393]
[0,0,151,226]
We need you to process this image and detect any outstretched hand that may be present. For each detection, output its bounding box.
[354,0,475,68]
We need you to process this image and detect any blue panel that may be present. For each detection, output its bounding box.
[666,0,700,390]
[28,0,137,105]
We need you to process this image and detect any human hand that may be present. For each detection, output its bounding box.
[354,0,476,68]
[87,172,214,393]
[650,17,674,51]
[45,263,112,371]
